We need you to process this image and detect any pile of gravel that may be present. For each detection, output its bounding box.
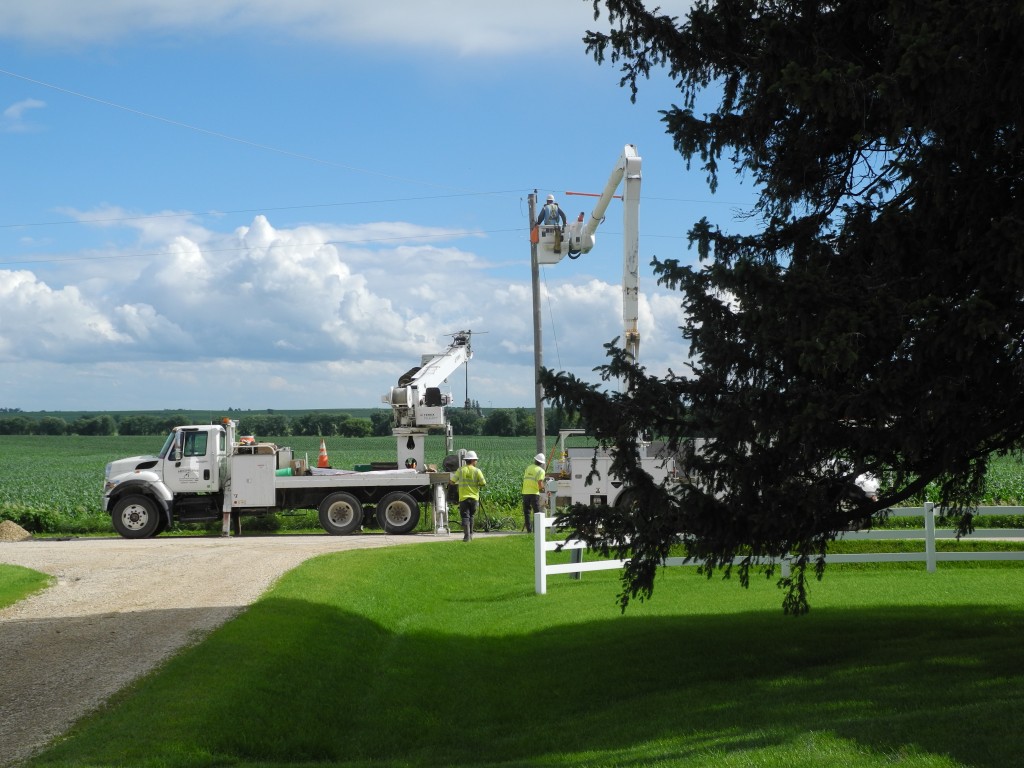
[0,520,31,542]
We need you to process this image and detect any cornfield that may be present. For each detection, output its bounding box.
[5,433,1024,535]
[0,433,551,534]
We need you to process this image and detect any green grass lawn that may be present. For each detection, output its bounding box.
[25,536,1024,768]
[0,563,51,609]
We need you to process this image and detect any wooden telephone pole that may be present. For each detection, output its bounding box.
[529,191,546,456]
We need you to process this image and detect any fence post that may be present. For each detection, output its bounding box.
[924,501,936,572]
[534,512,547,594]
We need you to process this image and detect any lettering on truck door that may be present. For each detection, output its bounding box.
[166,430,219,494]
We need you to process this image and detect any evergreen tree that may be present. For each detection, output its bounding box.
[542,0,1024,613]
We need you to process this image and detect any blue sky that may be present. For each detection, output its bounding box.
[0,1,759,412]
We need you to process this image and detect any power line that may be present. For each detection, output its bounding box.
[0,223,694,268]
[0,190,526,230]
[0,67,490,193]
[0,67,751,219]
[0,227,526,267]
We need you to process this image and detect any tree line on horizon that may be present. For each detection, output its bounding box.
[0,407,580,438]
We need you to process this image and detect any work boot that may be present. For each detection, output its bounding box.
[461,515,470,542]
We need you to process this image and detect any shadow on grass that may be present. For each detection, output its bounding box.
[30,594,1024,768]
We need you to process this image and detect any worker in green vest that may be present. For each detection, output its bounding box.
[521,452,546,533]
[453,451,486,542]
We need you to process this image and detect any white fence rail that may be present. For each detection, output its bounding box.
[533,503,1024,595]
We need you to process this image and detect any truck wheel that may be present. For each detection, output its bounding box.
[318,492,364,535]
[111,494,161,539]
[375,492,420,534]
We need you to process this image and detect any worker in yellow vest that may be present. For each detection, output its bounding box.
[453,451,486,542]
[521,452,546,533]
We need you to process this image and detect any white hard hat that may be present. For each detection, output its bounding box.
[546,194,555,203]
[464,450,478,461]
[534,453,545,463]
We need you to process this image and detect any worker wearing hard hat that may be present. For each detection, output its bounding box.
[537,194,567,227]
[453,451,487,542]
[536,194,568,253]
[521,452,547,533]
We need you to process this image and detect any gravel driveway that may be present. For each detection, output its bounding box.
[0,532,462,767]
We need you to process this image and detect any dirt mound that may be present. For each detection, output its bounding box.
[0,520,31,542]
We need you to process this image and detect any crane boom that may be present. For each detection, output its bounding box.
[381,331,473,470]
[384,331,472,429]
[535,144,642,361]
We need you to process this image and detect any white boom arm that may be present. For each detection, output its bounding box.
[536,144,641,361]
[383,331,473,429]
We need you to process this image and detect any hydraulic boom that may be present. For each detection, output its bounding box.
[382,331,472,468]
[536,144,641,361]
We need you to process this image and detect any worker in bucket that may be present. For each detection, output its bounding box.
[521,453,546,533]
[452,451,486,542]
[536,194,567,253]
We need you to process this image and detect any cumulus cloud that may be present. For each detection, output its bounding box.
[0,1,695,53]
[0,211,691,409]
[0,269,134,362]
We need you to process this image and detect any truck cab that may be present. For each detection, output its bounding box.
[104,423,229,538]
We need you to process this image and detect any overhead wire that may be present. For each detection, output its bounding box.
[0,190,527,231]
[0,66,728,272]
[0,67,485,193]
[541,266,563,372]
[0,227,526,268]
[0,68,747,226]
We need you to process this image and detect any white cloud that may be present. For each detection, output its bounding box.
[2,97,45,132]
[0,269,133,362]
[0,2,695,54]
[0,213,502,363]
[4,97,45,120]
[0,212,691,410]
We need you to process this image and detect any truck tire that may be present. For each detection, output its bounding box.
[111,494,161,539]
[318,492,364,535]
[375,492,420,534]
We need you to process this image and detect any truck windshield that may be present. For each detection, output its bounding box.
[158,431,176,459]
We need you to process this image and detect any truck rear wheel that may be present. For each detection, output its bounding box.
[111,494,161,539]
[376,492,420,534]
[318,492,364,535]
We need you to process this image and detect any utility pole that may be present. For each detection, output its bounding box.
[529,191,546,456]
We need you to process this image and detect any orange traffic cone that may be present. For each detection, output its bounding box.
[317,439,330,468]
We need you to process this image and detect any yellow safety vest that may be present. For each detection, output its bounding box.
[454,464,486,501]
[521,463,545,495]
